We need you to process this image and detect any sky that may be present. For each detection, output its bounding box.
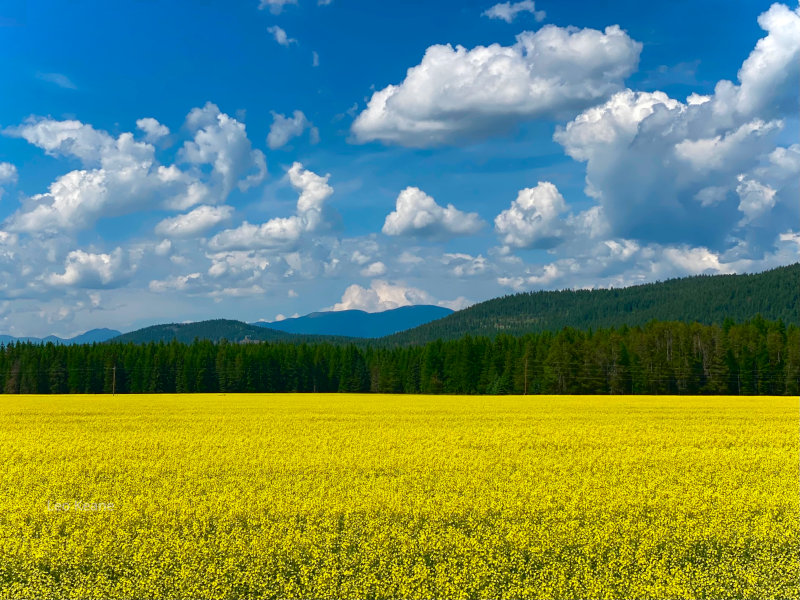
[0,0,798,337]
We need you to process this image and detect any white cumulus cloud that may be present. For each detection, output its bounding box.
[46,248,130,288]
[552,3,800,252]
[5,121,192,233]
[181,102,267,196]
[382,187,483,238]
[210,162,334,250]
[360,261,387,277]
[136,117,170,143]
[494,181,569,249]
[351,24,641,146]
[331,279,469,312]
[4,104,266,235]
[155,205,234,238]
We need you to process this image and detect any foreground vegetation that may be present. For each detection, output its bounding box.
[0,394,796,598]
[1,318,796,395]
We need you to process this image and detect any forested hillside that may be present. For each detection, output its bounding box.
[384,264,799,344]
[2,318,795,396]
[111,319,355,345]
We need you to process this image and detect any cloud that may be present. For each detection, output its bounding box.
[674,119,782,172]
[210,162,334,250]
[259,0,297,14]
[268,25,296,46]
[149,272,206,294]
[36,72,77,90]
[735,175,776,225]
[155,205,234,238]
[312,51,320,67]
[46,248,130,288]
[4,120,192,233]
[351,24,641,146]
[769,143,800,174]
[494,181,569,249]
[0,162,17,197]
[136,117,170,143]
[728,2,800,119]
[552,2,800,252]
[360,261,386,277]
[6,118,121,164]
[154,239,172,256]
[483,1,545,23]
[382,187,483,238]
[330,279,469,312]
[493,234,776,294]
[4,103,265,235]
[181,102,267,196]
[207,250,271,279]
[267,110,319,149]
[442,253,489,277]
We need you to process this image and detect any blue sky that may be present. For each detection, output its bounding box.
[0,0,797,336]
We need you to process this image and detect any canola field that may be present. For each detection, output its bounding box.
[0,393,797,599]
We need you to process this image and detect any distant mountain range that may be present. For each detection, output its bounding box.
[2,264,796,346]
[112,320,303,345]
[110,306,453,344]
[383,263,800,345]
[0,328,121,346]
[252,305,453,338]
[0,306,453,346]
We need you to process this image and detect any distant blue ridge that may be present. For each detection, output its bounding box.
[0,328,121,346]
[0,306,453,344]
[251,305,453,338]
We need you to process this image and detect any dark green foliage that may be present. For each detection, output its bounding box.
[0,319,795,395]
[383,263,800,345]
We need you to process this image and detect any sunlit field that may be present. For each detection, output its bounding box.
[0,394,796,599]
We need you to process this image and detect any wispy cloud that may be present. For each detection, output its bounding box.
[483,1,545,23]
[36,72,77,90]
[268,25,296,47]
[258,0,297,15]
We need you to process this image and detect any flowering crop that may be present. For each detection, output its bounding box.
[0,394,796,598]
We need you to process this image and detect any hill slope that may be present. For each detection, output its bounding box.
[112,320,298,344]
[384,263,800,345]
[253,305,453,338]
[111,319,360,345]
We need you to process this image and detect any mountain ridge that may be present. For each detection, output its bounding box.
[0,328,121,346]
[110,319,360,345]
[252,305,453,338]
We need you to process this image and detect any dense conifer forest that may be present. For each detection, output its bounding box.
[384,264,799,344]
[1,317,796,395]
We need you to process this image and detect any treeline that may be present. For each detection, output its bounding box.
[0,317,796,396]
